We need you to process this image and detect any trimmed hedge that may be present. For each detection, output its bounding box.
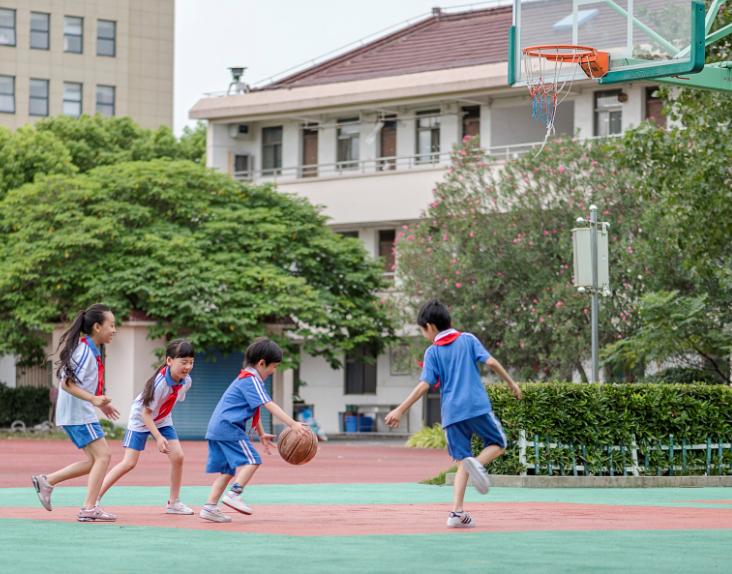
[0,383,52,427]
[410,383,732,476]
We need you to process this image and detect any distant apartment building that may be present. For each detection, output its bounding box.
[0,0,174,130]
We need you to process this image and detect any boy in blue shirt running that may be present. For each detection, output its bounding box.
[200,338,309,523]
[386,300,522,528]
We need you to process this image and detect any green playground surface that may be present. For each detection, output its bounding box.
[1,483,731,573]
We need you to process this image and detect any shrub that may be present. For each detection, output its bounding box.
[0,383,51,427]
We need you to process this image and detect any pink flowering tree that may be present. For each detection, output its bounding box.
[395,135,648,381]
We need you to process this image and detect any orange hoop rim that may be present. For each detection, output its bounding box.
[522,44,599,63]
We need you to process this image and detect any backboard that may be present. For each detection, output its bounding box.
[509,0,706,86]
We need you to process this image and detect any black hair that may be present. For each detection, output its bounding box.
[417,299,452,331]
[141,339,195,407]
[245,337,283,367]
[56,303,112,385]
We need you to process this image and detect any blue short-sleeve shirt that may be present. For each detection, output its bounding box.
[420,329,492,427]
[205,368,272,441]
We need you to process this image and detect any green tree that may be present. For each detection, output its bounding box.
[395,136,647,381]
[0,160,393,366]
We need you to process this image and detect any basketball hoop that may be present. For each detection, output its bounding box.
[522,45,609,141]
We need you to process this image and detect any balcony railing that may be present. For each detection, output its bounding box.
[232,136,618,183]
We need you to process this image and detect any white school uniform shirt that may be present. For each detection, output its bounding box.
[55,338,102,426]
[127,367,192,432]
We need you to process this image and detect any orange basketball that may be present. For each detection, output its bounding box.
[277,427,318,465]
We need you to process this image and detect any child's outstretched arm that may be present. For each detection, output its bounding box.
[263,401,310,436]
[486,357,522,400]
[385,381,430,428]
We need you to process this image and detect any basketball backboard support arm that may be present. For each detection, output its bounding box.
[509,0,732,93]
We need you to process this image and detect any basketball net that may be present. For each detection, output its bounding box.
[522,45,609,149]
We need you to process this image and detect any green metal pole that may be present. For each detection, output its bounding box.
[669,434,675,476]
[706,437,712,475]
[534,434,540,475]
[682,440,687,474]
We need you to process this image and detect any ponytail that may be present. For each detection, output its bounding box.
[55,303,111,385]
[141,339,195,407]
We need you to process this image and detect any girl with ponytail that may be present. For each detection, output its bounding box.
[32,303,120,523]
[98,339,196,515]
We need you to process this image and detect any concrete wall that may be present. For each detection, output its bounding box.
[0,355,16,388]
[0,0,173,130]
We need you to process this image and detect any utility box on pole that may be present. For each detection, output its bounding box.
[572,227,610,290]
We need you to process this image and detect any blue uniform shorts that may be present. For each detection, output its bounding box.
[444,412,507,460]
[122,425,178,451]
[206,437,261,475]
[62,422,105,449]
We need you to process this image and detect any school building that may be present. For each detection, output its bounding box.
[0,0,174,130]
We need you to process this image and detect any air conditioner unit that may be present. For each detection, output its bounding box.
[228,123,253,140]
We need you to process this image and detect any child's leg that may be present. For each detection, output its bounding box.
[206,474,233,506]
[82,438,112,509]
[452,445,504,511]
[46,451,94,486]
[166,440,184,502]
[230,463,259,493]
[98,448,141,500]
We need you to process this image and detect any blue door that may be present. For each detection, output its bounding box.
[173,350,273,440]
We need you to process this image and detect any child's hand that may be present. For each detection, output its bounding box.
[92,395,112,408]
[290,422,310,437]
[157,436,170,454]
[259,433,275,454]
[385,409,401,428]
[99,403,120,420]
[509,382,522,400]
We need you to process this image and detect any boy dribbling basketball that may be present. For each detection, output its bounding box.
[386,300,522,528]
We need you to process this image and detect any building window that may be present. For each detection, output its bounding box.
[96,85,115,116]
[344,345,377,395]
[29,79,49,116]
[0,74,14,113]
[261,126,283,176]
[0,7,15,46]
[462,106,480,139]
[30,12,50,50]
[378,229,396,278]
[416,110,440,163]
[63,82,82,117]
[337,230,359,238]
[301,125,318,177]
[645,87,666,128]
[378,116,397,171]
[337,118,360,170]
[64,16,83,53]
[594,90,622,137]
[233,154,252,179]
[97,20,115,57]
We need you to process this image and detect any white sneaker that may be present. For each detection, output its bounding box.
[462,457,490,494]
[166,500,194,515]
[221,492,253,515]
[31,474,54,511]
[199,505,231,523]
[447,511,475,528]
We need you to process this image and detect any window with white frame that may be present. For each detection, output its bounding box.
[63,82,82,117]
[261,126,283,176]
[416,110,440,163]
[0,7,15,46]
[64,16,83,53]
[96,85,115,116]
[30,12,50,50]
[29,79,49,116]
[97,20,115,57]
[594,90,622,137]
[337,118,360,170]
[0,74,14,113]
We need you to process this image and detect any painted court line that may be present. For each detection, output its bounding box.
[2,502,731,536]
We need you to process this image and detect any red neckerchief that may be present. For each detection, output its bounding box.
[238,370,261,432]
[154,367,184,422]
[80,337,104,396]
[423,331,462,390]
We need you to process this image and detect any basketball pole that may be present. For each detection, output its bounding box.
[590,204,600,384]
